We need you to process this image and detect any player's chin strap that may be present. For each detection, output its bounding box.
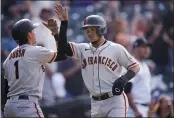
[112,70,136,95]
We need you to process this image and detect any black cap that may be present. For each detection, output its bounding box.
[12,19,39,45]
[133,38,149,48]
[81,15,107,35]
[12,19,39,33]
[82,15,106,29]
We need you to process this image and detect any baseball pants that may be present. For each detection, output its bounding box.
[4,95,44,117]
[91,92,129,117]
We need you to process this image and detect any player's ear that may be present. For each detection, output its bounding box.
[27,32,32,39]
[26,32,33,45]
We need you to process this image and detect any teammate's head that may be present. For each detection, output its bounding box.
[82,15,107,43]
[12,19,39,45]
[133,38,150,60]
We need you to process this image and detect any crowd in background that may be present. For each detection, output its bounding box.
[1,0,173,118]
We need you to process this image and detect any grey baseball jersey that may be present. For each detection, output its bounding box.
[3,44,57,99]
[69,40,138,117]
[69,40,138,95]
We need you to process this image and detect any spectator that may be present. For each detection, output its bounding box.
[125,38,152,117]
[113,17,133,52]
[51,60,81,98]
[147,15,171,75]
[31,8,57,48]
[2,20,18,56]
[131,16,148,38]
[59,59,85,96]
[148,95,174,118]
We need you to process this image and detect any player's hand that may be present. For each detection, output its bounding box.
[43,18,58,36]
[54,3,68,21]
[112,77,125,95]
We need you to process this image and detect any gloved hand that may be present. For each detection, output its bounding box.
[112,76,127,95]
[43,18,58,36]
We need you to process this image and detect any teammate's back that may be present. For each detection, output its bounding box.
[3,44,56,98]
[3,18,67,117]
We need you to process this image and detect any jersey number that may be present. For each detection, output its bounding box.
[14,61,19,79]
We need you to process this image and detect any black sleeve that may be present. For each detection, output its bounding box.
[58,21,73,56]
[124,82,132,94]
[120,70,136,86]
[54,53,67,61]
[52,34,67,61]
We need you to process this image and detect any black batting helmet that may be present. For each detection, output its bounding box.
[133,38,150,49]
[82,15,107,35]
[12,19,39,45]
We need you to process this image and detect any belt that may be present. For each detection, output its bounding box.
[19,95,29,100]
[8,95,39,103]
[92,92,114,101]
[8,95,29,100]
[135,103,149,106]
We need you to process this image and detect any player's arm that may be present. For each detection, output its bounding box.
[34,47,59,63]
[40,19,77,62]
[118,45,140,82]
[54,3,74,57]
[54,3,83,60]
[58,18,81,59]
[43,18,73,56]
[43,3,74,57]
[42,18,68,61]
[125,83,138,112]
[58,20,73,56]
[119,44,140,78]
[112,45,140,95]
[124,82,143,117]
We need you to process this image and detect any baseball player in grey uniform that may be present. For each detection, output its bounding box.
[55,3,140,117]
[3,18,67,117]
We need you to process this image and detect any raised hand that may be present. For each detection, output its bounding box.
[43,18,58,36]
[54,3,68,21]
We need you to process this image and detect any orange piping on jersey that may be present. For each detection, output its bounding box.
[123,93,127,118]
[34,103,41,118]
[48,52,57,63]
[69,43,75,56]
[127,62,138,70]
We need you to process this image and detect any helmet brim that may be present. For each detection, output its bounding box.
[81,25,100,30]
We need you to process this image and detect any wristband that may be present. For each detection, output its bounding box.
[121,70,136,84]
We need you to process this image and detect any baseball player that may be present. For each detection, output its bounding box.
[3,18,67,117]
[55,3,140,117]
[125,38,152,117]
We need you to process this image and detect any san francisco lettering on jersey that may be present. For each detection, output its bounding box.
[82,56,117,71]
[9,49,26,60]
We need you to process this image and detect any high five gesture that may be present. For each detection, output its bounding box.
[54,3,68,21]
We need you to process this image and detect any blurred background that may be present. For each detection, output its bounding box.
[1,0,173,118]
